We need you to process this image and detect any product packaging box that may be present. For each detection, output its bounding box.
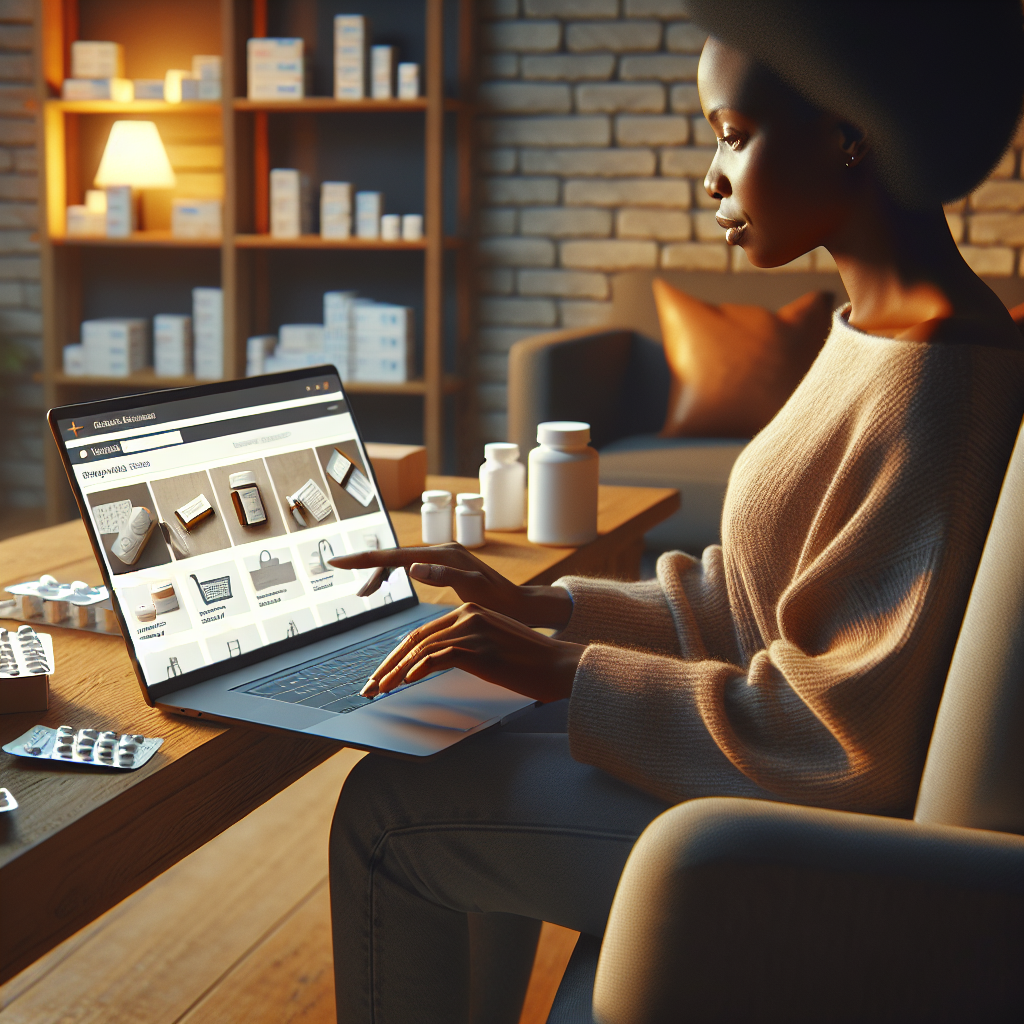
[354,303,414,383]
[248,38,305,99]
[81,319,149,377]
[193,287,224,380]
[270,168,312,238]
[334,15,368,99]
[278,324,325,353]
[320,181,354,239]
[193,55,222,100]
[70,40,124,79]
[246,335,277,376]
[364,442,427,510]
[104,185,134,238]
[133,79,165,100]
[324,290,357,379]
[154,314,193,377]
[172,198,222,239]
[61,78,134,102]
[371,45,396,99]
[397,63,420,99]
[66,205,105,237]
[355,191,384,239]
[263,351,328,373]
[63,344,86,375]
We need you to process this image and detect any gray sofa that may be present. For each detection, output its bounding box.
[508,269,849,553]
[508,269,1024,555]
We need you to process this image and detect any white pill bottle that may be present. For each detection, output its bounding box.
[455,492,486,549]
[527,421,598,546]
[478,442,525,531]
[421,489,452,544]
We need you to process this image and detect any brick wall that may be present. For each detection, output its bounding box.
[474,0,1024,444]
[0,0,40,510]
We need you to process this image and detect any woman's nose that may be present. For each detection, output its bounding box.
[704,155,730,201]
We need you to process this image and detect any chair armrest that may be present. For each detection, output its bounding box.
[594,797,1024,1024]
[507,327,637,456]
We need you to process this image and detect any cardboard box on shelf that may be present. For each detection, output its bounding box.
[354,304,414,383]
[334,15,368,99]
[133,79,165,100]
[172,198,222,239]
[62,344,86,375]
[320,181,353,239]
[246,335,277,376]
[62,78,134,102]
[248,37,305,100]
[324,290,357,379]
[371,45,396,100]
[397,63,420,100]
[278,324,325,353]
[192,287,223,380]
[193,55,222,100]
[364,442,427,510]
[81,318,149,377]
[355,191,384,239]
[70,40,124,79]
[154,314,193,377]
[270,168,311,238]
[104,185,134,238]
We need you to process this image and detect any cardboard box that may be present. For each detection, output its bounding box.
[172,198,222,239]
[246,335,277,376]
[70,40,123,79]
[364,442,427,510]
[371,45,395,99]
[193,287,223,380]
[320,181,353,239]
[334,15,368,99]
[81,318,149,376]
[248,37,304,99]
[270,168,311,238]
[355,191,383,239]
[398,63,420,99]
[278,323,325,352]
[63,344,86,375]
[104,185,134,238]
[133,79,165,100]
[62,78,134,102]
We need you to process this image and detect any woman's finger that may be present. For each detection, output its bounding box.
[362,610,462,694]
[378,643,473,692]
[373,617,474,689]
[329,543,481,572]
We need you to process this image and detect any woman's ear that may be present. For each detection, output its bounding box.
[838,122,868,168]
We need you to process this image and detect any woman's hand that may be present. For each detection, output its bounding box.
[329,543,574,630]
[361,602,585,703]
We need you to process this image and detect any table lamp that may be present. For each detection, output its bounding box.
[94,120,176,237]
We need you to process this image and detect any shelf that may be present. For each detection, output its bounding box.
[51,231,221,248]
[234,234,463,250]
[48,99,222,115]
[233,97,467,113]
[47,372,464,396]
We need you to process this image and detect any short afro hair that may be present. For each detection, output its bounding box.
[687,0,1024,208]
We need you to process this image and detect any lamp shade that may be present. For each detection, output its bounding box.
[94,121,176,189]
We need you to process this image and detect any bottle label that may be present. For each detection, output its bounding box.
[237,486,267,525]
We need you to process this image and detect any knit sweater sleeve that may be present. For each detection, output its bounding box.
[553,333,1023,816]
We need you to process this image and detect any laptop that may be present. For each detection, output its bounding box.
[48,366,535,757]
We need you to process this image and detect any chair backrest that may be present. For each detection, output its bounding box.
[915,417,1024,834]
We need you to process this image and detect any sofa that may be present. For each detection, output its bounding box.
[507,268,1024,555]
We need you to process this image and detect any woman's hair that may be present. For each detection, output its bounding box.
[687,0,1024,209]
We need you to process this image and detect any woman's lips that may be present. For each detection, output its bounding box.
[715,214,746,244]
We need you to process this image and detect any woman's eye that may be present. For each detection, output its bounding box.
[719,134,742,150]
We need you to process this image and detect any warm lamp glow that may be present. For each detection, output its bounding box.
[94,121,176,189]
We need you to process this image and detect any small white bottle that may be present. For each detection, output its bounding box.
[479,442,526,531]
[421,490,452,544]
[527,421,599,546]
[455,493,485,549]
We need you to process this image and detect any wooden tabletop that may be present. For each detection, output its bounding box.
[0,478,677,984]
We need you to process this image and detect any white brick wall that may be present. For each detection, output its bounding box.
[475,0,1024,445]
[0,0,42,509]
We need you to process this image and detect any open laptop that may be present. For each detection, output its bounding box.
[48,366,535,757]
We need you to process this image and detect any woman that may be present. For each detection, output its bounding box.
[328,4,1024,1020]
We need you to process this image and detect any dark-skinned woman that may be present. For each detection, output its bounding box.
[327,4,1024,1020]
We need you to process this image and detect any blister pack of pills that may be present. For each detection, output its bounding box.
[0,787,17,812]
[0,575,119,635]
[3,724,163,770]
[0,624,54,677]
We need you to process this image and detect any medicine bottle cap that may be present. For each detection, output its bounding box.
[484,442,520,463]
[537,421,590,448]
[456,493,484,511]
[422,489,452,507]
[229,471,257,488]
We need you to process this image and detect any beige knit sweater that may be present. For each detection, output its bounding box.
[557,308,1024,816]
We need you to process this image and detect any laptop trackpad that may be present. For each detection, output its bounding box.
[371,669,517,732]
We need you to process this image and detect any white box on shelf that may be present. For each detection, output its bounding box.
[172,198,222,239]
[355,191,383,239]
[104,185,134,238]
[320,181,353,239]
[371,45,396,100]
[192,55,222,81]
[61,78,134,102]
[248,38,305,100]
[380,214,401,241]
[70,40,124,79]
[354,303,414,383]
[246,335,277,376]
[81,318,149,377]
[278,324,325,353]
[62,344,86,376]
[334,15,368,99]
[154,314,193,377]
[324,290,357,379]
[66,205,105,237]
[133,79,165,100]
[264,351,327,373]
[397,63,420,100]
[401,213,423,241]
[192,287,224,380]
[270,168,311,238]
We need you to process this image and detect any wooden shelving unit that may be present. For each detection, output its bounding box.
[35,0,477,522]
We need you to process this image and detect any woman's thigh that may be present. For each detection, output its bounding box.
[330,720,672,936]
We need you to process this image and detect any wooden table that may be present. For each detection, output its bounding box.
[0,479,677,985]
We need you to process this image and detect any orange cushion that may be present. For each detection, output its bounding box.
[654,279,834,439]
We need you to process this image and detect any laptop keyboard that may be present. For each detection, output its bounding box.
[232,620,432,714]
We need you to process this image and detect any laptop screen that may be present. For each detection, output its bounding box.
[51,368,416,697]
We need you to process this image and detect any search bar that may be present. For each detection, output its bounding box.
[119,430,183,454]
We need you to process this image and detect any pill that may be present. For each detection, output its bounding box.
[119,742,138,754]
[80,729,99,739]
[58,749,74,758]
[17,624,34,634]
[0,795,7,808]
[131,735,145,744]
[57,725,73,735]
[101,731,118,740]
[97,748,113,759]
[118,754,134,766]
[23,743,41,755]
